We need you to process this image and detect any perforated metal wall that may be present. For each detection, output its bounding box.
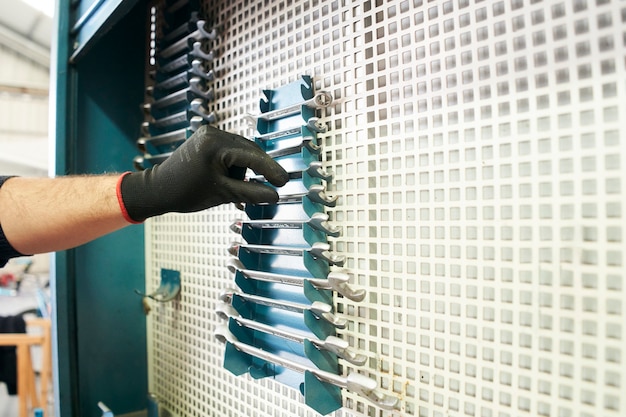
[146,1,626,416]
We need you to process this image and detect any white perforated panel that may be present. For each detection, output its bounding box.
[147,1,626,416]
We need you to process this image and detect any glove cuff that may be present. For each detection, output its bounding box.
[116,172,144,224]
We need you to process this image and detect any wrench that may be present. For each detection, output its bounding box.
[149,78,214,110]
[153,60,215,92]
[229,241,345,267]
[138,128,188,153]
[268,184,337,207]
[159,42,215,74]
[148,109,189,129]
[219,288,346,329]
[216,302,366,365]
[215,325,399,409]
[149,98,217,128]
[248,162,332,184]
[255,118,327,141]
[158,20,217,59]
[265,137,321,159]
[246,184,337,207]
[230,212,340,237]
[245,91,333,125]
[189,98,218,123]
[141,113,205,136]
[226,258,365,302]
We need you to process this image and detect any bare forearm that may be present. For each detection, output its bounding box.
[0,176,129,254]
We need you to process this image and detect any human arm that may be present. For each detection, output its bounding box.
[0,126,288,256]
[0,175,127,255]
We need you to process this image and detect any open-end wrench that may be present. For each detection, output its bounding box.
[255,118,326,141]
[229,241,345,267]
[267,140,322,159]
[153,60,215,92]
[226,258,365,302]
[215,325,399,409]
[149,78,214,110]
[149,109,189,129]
[265,137,321,159]
[248,162,332,184]
[231,212,340,237]
[220,288,347,328]
[158,20,217,59]
[189,98,218,123]
[159,42,215,74]
[266,184,337,207]
[216,302,366,365]
[138,128,188,153]
[159,11,200,45]
[245,91,333,125]
[149,98,217,128]
[141,113,204,138]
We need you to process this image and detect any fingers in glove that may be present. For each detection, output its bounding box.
[228,165,247,181]
[223,177,280,204]
[221,137,290,187]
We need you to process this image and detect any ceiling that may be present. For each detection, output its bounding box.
[0,0,53,67]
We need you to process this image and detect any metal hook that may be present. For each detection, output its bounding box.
[135,269,181,302]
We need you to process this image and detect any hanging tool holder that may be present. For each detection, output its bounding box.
[134,0,218,170]
[216,76,377,415]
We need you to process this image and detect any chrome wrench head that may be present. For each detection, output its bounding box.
[215,301,239,321]
[226,257,245,274]
[227,241,240,257]
[310,301,347,329]
[327,271,366,302]
[321,335,368,366]
[214,324,235,345]
[309,242,345,267]
[306,161,333,181]
[218,288,236,304]
[229,219,243,234]
[306,117,327,133]
[346,373,400,410]
[308,212,341,237]
[307,184,338,207]
[313,91,333,108]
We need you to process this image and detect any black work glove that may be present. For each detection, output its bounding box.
[118,125,289,222]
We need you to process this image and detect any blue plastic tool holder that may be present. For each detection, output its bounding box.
[220,76,345,415]
[134,1,218,170]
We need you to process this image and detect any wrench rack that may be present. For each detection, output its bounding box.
[216,76,380,415]
[134,0,218,170]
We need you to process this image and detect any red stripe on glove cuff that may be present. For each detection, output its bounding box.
[116,172,143,224]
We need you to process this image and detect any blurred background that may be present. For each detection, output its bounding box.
[0,1,54,415]
[0,0,53,177]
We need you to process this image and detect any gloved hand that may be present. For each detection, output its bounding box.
[118,125,289,223]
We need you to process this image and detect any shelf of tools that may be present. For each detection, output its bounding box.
[135,2,218,170]
[215,76,399,415]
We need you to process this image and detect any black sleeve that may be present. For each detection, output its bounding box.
[0,176,25,266]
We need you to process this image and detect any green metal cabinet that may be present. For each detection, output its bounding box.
[53,1,149,415]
